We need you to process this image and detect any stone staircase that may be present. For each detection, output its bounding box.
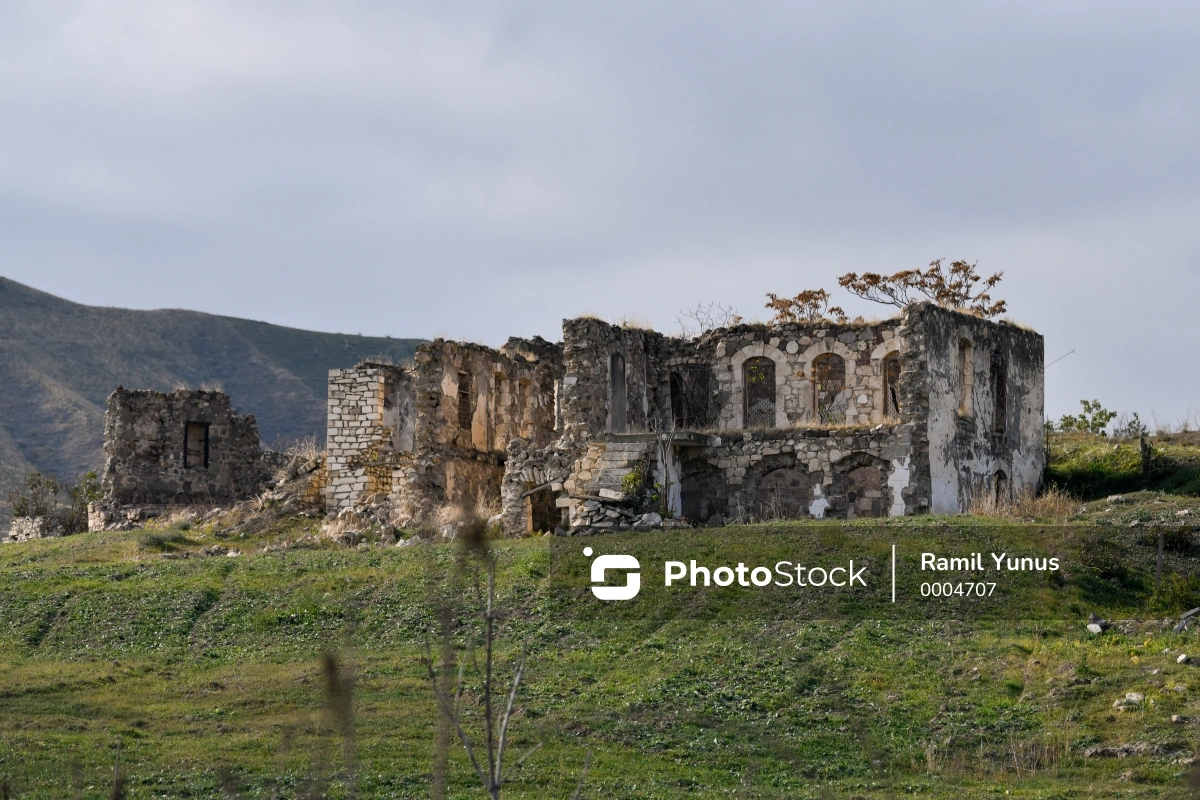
[569,440,655,501]
[588,440,654,496]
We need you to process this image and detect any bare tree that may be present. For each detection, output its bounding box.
[838,259,1006,318]
[764,288,847,325]
[676,302,743,339]
[422,525,545,800]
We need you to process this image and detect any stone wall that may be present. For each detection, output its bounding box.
[556,316,908,440]
[100,389,266,507]
[559,319,663,442]
[499,437,581,535]
[676,426,915,522]
[326,338,563,525]
[324,364,411,510]
[550,424,916,530]
[6,516,57,542]
[327,303,1041,535]
[915,304,1045,513]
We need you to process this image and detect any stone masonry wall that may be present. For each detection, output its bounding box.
[557,316,909,439]
[559,319,663,442]
[677,426,917,523]
[327,339,563,525]
[653,319,907,432]
[100,388,265,506]
[6,517,56,542]
[393,339,561,523]
[324,364,411,510]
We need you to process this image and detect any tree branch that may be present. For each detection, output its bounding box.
[422,647,488,790]
[494,642,527,786]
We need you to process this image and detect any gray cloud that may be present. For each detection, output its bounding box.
[1,1,1198,422]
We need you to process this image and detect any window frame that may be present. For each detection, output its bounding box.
[184,421,210,469]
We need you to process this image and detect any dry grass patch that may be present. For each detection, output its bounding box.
[970,486,1081,521]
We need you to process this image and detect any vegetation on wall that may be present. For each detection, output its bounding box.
[764,288,847,325]
[837,259,1007,318]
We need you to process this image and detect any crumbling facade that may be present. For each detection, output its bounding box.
[323,337,563,525]
[88,389,269,530]
[329,302,1044,534]
[81,304,1042,536]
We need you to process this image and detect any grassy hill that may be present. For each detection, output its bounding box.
[1047,431,1200,501]
[0,276,423,517]
[1,517,1199,798]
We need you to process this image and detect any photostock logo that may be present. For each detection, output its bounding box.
[585,546,640,601]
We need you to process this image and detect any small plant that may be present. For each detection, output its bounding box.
[5,470,101,534]
[1146,574,1200,614]
[969,485,1079,521]
[7,470,61,518]
[1057,400,1118,436]
[620,457,661,514]
[764,288,847,325]
[137,530,192,552]
[1111,412,1148,439]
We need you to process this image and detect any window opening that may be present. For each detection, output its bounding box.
[457,373,472,429]
[812,354,846,424]
[743,357,776,428]
[184,422,209,469]
[990,350,1007,437]
[882,353,901,418]
[609,353,627,433]
[670,366,710,429]
[958,340,974,416]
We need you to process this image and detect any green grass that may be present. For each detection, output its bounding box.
[1,519,1199,798]
[1047,431,1200,500]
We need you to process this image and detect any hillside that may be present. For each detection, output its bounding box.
[1,519,1198,797]
[0,276,422,515]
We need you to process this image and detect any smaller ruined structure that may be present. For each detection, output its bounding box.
[88,388,271,531]
[6,517,61,542]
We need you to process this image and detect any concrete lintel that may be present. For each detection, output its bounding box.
[605,432,714,447]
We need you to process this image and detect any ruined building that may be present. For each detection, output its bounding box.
[87,388,271,531]
[80,304,1042,535]
[324,303,1044,534]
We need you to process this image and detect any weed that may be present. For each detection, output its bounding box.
[136,530,192,552]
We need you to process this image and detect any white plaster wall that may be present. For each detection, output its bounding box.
[922,312,1045,514]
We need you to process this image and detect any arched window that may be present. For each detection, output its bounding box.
[812,353,846,424]
[609,353,627,433]
[882,352,901,418]
[957,340,973,417]
[990,350,1007,437]
[994,469,1008,505]
[670,366,710,429]
[743,357,776,428]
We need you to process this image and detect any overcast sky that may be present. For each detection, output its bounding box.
[2,2,1198,424]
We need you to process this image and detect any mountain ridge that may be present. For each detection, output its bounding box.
[0,276,423,517]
